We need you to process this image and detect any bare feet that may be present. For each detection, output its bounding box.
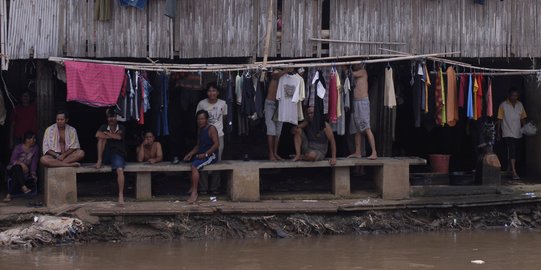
[274,154,284,161]
[118,194,125,207]
[95,160,102,169]
[3,194,11,202]
[367,154,378,160]
[72,162,81,167]
[187,192,198,204]
[347,153,362,158]
[291,155,303,162]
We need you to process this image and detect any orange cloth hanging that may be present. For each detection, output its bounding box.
[476,75,483,118]
[446,66,458,127]
[486,78,493,117]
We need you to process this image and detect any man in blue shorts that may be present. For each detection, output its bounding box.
[183,110,219,203]
[95,108,127,206]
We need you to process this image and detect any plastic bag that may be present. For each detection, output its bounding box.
[521,122,537,136]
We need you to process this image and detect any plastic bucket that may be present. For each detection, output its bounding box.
[429,154,450,173]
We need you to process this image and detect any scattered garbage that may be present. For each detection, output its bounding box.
[470,260,485,264]
[210,197,217,202]
[523,192,536,198]
[354,199,371,206]
[0,216,84,248]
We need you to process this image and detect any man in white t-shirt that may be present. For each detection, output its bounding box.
[195,82,227,194]
[497,88,527,180]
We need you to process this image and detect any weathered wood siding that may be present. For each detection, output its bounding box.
[280,0,321,57]
[6,0,541,60]
[175,0,257,58]
[8,0,61,59]
[329,0,536,58]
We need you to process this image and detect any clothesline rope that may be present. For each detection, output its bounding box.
[379,48,541,75]
[50,51,541,76]
[49,52,460,73]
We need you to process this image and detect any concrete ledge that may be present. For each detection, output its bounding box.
[45,157,426,206]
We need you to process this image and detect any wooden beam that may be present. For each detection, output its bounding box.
[310,37,407,46]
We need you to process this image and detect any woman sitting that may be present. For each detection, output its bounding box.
[3,131,39,202]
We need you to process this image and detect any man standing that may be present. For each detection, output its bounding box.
[291,107,337,166]
[195,82,227,195]
[265,69,286,161]
[497,88,527,180]
[348,65,377,160]
[40,111,85,167]
[95,108,127,205]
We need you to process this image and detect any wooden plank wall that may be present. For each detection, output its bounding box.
[281,0,320,57]
[329,0,539,58]
[6,0,541,60]
[7,0,60,59]
[148,0,172,59]
[175,0,256,58]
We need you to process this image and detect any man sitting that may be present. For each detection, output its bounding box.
[291,107,337,166]
[40,111,85,167]
[136,131,163,164]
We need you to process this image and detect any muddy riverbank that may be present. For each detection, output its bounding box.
[2,202,541,246]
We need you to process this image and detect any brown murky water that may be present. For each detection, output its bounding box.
[1,230,541,269]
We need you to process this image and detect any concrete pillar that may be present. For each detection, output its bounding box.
[229,167,260,202]
[136,172,152,200]
[44,167,77,207]
[373,161,410,200]
[332,167,350,197]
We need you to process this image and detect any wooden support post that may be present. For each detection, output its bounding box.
[260,0,274,81]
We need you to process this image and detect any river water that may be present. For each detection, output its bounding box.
[1,230,541,269]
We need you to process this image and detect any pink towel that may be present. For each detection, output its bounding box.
[65,61,125,107]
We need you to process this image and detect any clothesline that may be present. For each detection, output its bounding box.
[429,71,539,77]
[379,48,541,74]
[49,52,460,73]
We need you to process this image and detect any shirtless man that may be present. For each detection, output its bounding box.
[265,69,287,161]
[291,107,337,166]
[348,64,377,160]
[136,131,163,164]
[40,111,85,167]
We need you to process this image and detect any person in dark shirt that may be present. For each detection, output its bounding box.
[10,91,38,148]
[95,108,127,206]
[183,110,219,204]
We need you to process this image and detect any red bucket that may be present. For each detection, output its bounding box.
[429,154,450,173]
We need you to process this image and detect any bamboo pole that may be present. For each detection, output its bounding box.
[49,52,463,72]
[431,71,539,76]
[379,48,540,73]
[254,54,403,64]
[0,0,7,70]
[260,0,274,80]
[310,37,406,45]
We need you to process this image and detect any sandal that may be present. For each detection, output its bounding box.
[22,187,32,194]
